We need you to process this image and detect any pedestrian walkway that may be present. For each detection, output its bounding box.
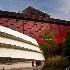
[0,66,43,70]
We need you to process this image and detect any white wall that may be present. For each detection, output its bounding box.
[0,62,32,69]
[0,37,42,52]
[0,48,45,60]
[0,25,45,61]
[0,25,38,45]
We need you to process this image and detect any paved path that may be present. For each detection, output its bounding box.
[0,66,43,70]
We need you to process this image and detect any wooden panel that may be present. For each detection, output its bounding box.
[31,33,37,39]
[38,32,43,36]
[37,22,42,30]
[16,26,23,33]
[37,39,43,44]
[28,21,35,27]
[8,19,16,24]
[8,24,16,30]
[16,20,23,26]
[31,26,36,33]
[24,25,30,29]
[24,30,30,36]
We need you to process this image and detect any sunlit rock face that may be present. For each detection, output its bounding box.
[0,25,45,69]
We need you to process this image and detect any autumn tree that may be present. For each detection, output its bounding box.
[39,30,58,59]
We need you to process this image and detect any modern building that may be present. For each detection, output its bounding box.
[0,6,70,54]
[0,25,45,69]
[0,6,70,69]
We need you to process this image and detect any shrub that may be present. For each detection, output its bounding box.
[42,56,68,70]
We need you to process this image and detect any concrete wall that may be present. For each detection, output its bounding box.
[0,37,41,52]
[0,25,38,45]
[0,48,44,60]
[0,25,45,61]
[0,62,32,69]
[0,25,45,69]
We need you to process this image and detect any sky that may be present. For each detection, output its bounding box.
[0,0,70,21]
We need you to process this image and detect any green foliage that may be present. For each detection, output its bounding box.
[39,43,49,59]
[39,29,58,59]
[43,30,58,51]
[62,30,70,58]
[43,30,55,42]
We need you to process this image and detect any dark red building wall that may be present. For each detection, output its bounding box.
[23,20,70,44]
[0,17,70,44]
[0,17,24,33]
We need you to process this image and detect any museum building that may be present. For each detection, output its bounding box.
[0,6,70,69]
[0,6,70,44]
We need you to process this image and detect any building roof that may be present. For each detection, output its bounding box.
[0,6,70,25]
[22,6,50,18]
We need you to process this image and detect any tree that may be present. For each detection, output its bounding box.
[62,30,70,57]
[43,29,54,42]
[39,30,58,59]
[39,43,49,59]
[62,30,70,68]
